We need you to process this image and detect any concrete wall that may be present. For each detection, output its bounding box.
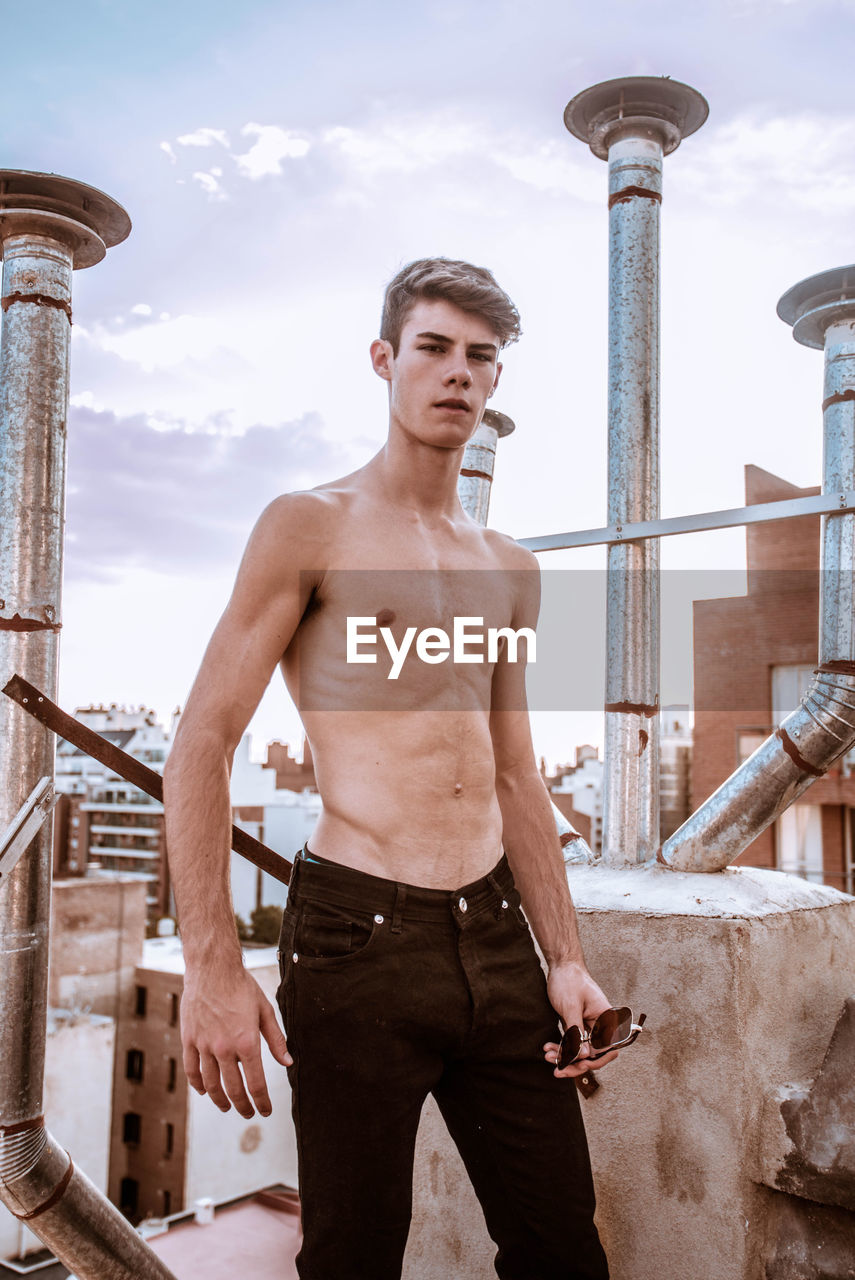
[50,876,147,1018]
[403,863,855,1280]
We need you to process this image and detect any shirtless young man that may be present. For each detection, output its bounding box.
[164,258,615,1279]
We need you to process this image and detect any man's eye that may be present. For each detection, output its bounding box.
[419,344,444,352]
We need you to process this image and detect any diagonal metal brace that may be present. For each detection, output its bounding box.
[2,674,293,886]
[0,776,57,883]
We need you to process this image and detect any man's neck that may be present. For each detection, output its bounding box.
[366,433,469,521]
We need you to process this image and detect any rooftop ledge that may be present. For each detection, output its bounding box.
[567,861,853,919]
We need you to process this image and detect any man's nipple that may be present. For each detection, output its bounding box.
[376,608,396,628]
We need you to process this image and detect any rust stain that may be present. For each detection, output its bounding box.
[818,659,855,676]
[15,1157,74,1221]
[0,614,61,633]
[605,700,658,717]
[459,467,492,482]
[0,1114,44,1135]
[608,186,663,209]
[655,846,668,865]
[1,292,72,323]
[821,389,855,413]
[776,726,825,777]
[638,728,649,755]
[559,831,583,847]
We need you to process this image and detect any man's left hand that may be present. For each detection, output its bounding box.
[543,960,620,1079]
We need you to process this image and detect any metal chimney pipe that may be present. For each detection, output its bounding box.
[564,77,708,866]
[457,409,593,862]
[660,266,855,873]
[0,172,176,1279]
[457,408,515,524]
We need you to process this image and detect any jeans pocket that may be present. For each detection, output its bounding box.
[295,903,379,965]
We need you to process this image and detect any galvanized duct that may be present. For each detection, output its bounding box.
[457,409,593,863]
[564,76,708,866]
[457,408,515,526]
[0,172,176,1279]
[661,269,855,873]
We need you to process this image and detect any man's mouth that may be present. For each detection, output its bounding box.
[434,399,470,411]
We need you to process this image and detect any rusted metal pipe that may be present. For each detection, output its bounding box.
[0,171,175,1278]
[456,408,515,524]
[661,266,855,872]
[564,77,708,866]
[458,410,593,862]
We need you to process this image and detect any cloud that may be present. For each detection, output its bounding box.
[86,312,233,372]
[192,168,228,201]
[234,124,311,178]
[177,127,231,148]
[64,407,351,582]
[679,111,855,213]
[131,303,152,317]
[160,141,177,164]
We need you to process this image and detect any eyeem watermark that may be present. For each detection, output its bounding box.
[347,616,537,680]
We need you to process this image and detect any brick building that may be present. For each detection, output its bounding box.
[109,937,296,1224]
[692,464,854,893]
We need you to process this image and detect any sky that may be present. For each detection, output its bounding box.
[5,0,855,766]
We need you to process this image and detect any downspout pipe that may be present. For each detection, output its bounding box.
[0,171,176,1279]
[660,266,855,873]
[564,77,708,866]
[457,410,593,863]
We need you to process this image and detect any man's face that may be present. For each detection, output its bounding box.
[371,298,503,449]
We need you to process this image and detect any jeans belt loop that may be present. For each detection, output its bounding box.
[486,870,504,898]
[391,883,407,934]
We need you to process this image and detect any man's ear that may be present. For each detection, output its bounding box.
[370,338,394,382]
[488,360,503,398]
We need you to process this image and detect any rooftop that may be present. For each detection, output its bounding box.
[140,935,278,975]
[146,1194,300,1279]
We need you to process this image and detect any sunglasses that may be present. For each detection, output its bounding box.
[557,1007,647,1070]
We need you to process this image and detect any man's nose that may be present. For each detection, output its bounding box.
[444,357,471,388]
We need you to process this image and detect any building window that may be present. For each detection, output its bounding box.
[776,805,824,884]
[135,985,148,1018]
[168,993,179,1027]
[166,1057,177,1092]
[126,1049,144,1083]
[737,730,768,766]
[771,664,817,724]
[122,1112,141,1145]
[162,1188,172,1216]
[164,1122,174,1157]
[120,1177,139,1220]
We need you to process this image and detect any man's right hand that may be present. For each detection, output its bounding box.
[180,965,292,1119]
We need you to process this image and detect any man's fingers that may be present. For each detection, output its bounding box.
[553,1047,620,1079]
[200,1051,232,1112]
[219,1056,257,1120]
[260,996,293,1066]
[240,1048,272,1117]
[182,1043,204,1094]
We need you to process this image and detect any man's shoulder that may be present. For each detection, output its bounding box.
[476,524,539,574]
[253,476,359,538]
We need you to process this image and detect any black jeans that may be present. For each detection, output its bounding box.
[276,852,609,1280]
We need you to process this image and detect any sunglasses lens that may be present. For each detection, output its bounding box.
[558,1026,582,1068]
[590,1007,632,1051]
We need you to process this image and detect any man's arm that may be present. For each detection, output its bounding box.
[489,547,619,1078]
[163,493,325,1117]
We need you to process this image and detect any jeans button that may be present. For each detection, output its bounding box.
[458,897,468,913]
[501,899,508,909]
[374,914,384,924]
